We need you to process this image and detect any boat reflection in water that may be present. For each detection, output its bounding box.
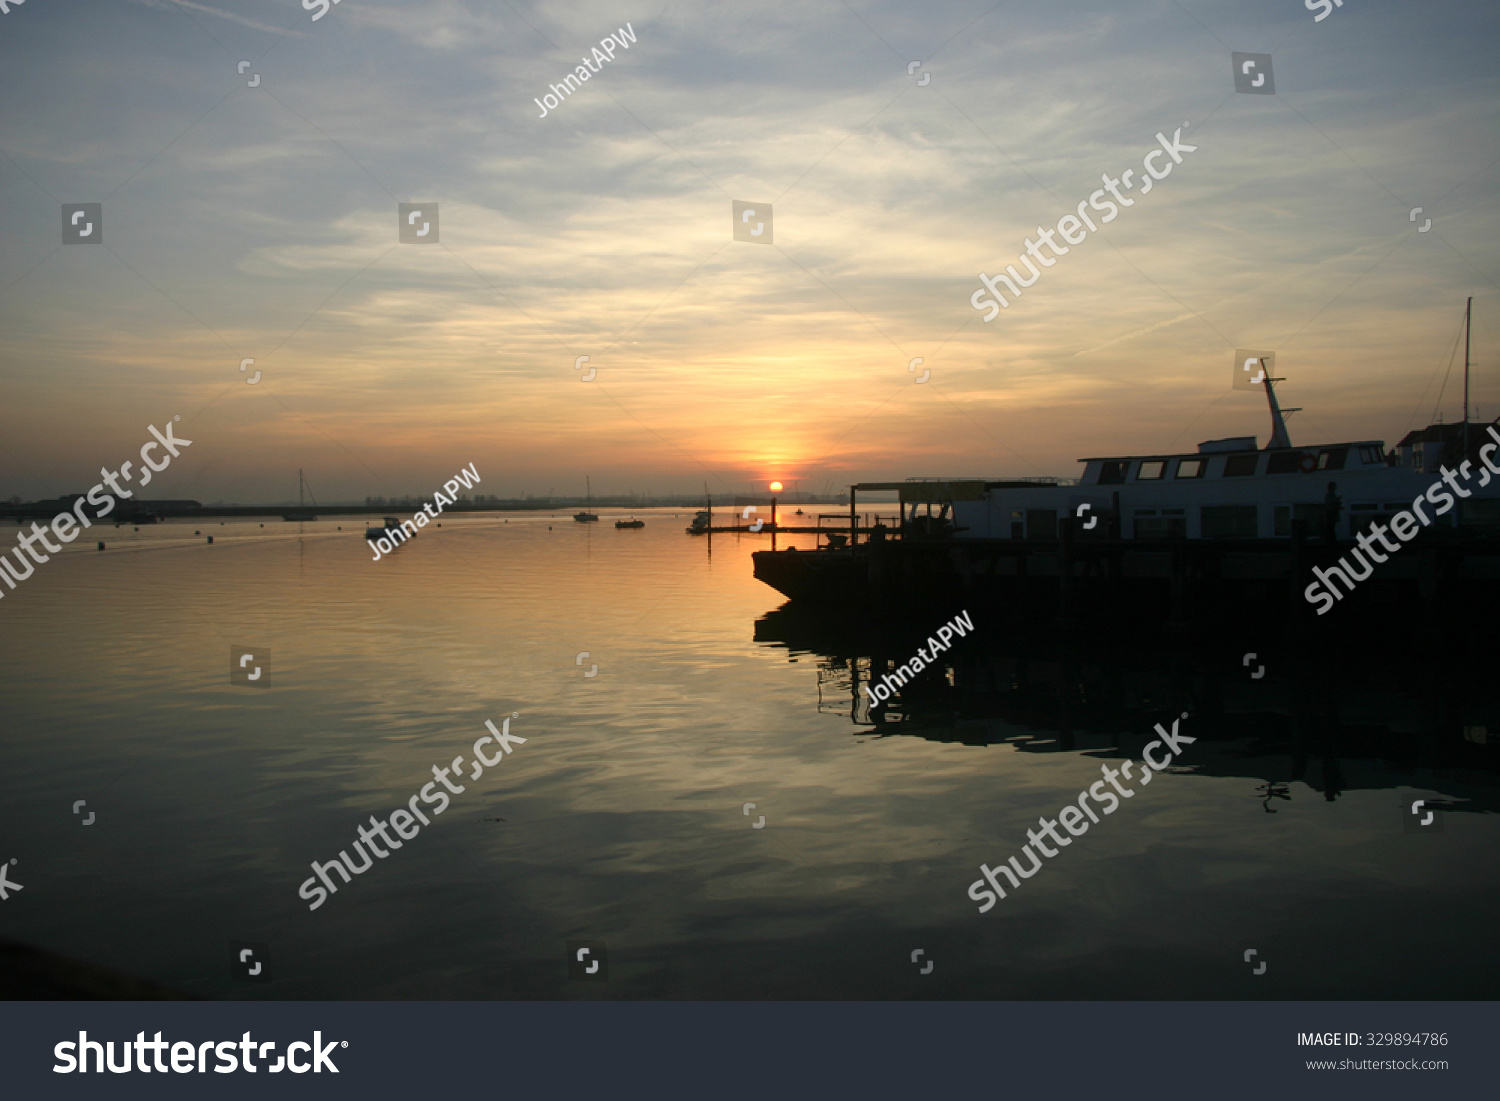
[753,606,1499,818]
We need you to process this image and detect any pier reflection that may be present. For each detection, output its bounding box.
[756,605,1500,816]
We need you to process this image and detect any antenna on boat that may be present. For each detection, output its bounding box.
[1260,362,1299,449]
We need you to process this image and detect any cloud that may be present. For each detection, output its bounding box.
[126,0,304,37]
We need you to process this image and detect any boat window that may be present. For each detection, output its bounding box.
[1273,503,1326,537]
[1175,458,1207,479]
[1137,460,1166,480]
[1360,445,1385,465]
[1319,448,1347,470]
[1098,461,1128,484]
[1134,510,1185,540]
[1266,451,1305,475]
[1201,505,1258,538]
[1223,453,1259,477]
[1349,504,1381,538]
[1458,498,1500,533]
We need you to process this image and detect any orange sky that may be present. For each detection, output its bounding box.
[2,0,1496,503]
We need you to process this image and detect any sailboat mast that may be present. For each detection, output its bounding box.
[299,468,304,508]
[1464,296,1472,456]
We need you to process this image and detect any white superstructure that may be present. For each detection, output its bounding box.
[948,367,1500,541]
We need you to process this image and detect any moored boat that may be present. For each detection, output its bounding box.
[574,477,599,522]
[283,470,318,521]
[753,303,1500,614]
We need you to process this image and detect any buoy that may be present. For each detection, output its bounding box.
[97,541,105,551]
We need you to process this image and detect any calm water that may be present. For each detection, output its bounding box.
[2,511,1497,999]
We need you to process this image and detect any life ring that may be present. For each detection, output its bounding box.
[1298,452,1318,473]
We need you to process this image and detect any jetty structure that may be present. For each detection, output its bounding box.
[753,333,1500,629]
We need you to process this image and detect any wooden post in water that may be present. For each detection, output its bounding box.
[1418,538,1439,635]
[1168,546,1187,631]
[1058,515,1075,627]
[707,492,712,556]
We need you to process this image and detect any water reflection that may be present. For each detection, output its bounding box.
[755,606,1500,817]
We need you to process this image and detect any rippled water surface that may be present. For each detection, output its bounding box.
[2,511,1497,998]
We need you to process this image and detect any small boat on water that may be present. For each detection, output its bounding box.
[283,469,318,521]
[687,508,711,535]
[365,517,403,540]
[574,476,599,523]
[615,517,645,529]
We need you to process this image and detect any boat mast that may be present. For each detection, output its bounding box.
[1464,296,1472,456]
[299,468,304,508]
[1261,360,1295,449]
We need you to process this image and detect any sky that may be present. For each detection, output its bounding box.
[1,0,1497,504]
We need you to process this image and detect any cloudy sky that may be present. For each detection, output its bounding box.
[1,0,1496,503]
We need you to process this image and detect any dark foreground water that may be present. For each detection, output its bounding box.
[2,511,1497,999]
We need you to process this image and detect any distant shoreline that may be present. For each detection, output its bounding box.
[1,496,852,522]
